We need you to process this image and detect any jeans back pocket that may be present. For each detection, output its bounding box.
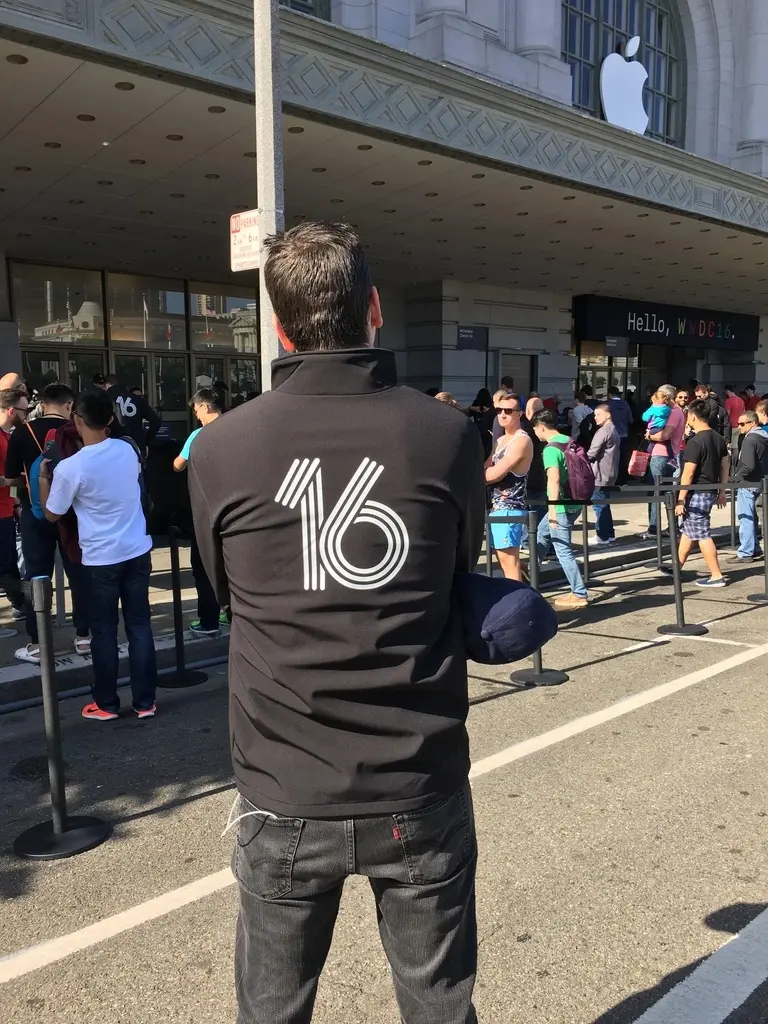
[233,805,303,901]
[393,784,475,885]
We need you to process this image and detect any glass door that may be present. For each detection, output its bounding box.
[112,352,149,396]
[20,349,65,395]
[229,357,260,407]
[68,351,106,395]
[153,354,189,441]
[194,356,224,391]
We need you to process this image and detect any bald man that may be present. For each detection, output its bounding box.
[0,373,26,394]
[526,396,544,421]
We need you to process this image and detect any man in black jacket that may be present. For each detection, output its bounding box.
[728,410,768,563]
[92,373,161,449]
[189,221,485,1024]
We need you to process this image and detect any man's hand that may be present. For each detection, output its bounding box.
[674,501,684,518]
[548,512,558,527]
[38,459,51,482]
[717,489,727,509]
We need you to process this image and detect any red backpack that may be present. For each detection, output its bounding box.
[548,440,595,502]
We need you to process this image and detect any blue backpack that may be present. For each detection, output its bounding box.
[26,424,58,521]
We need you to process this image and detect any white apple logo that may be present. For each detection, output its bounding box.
[599,36,649,135]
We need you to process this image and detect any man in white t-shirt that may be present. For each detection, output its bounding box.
[40,391,157,722]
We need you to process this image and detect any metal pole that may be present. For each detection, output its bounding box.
[13,576,111,860]
[658,493,707,636]
[254,0,285,394]
[160,528,208,689]
[509,510,568,687]
[485,518,493,578]
[581,504,590,587]
[654,480,663,570]
[730,481,737,550]
[54,550,66,628]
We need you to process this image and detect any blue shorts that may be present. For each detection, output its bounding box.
[489,509,525,551]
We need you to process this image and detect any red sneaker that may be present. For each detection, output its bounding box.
[134,704,156,719]
[82,702,118,721]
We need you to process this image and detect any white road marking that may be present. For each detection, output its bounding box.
[2,640,768,985]
[632,905,768,1024]
[469,641,768,779]
[677,636,757,648]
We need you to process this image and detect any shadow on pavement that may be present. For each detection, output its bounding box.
[591,902,768,1023]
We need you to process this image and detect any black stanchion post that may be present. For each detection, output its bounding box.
[485,518,493,578]
[509,510,568,688]
[730,482,737,550]
[14,577,111,860]
[748,478,768,604]
[657,494,708,637]
[159,527,209,689]
[581,504,590,587]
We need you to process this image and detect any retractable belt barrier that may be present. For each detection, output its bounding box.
[159,526,209,689]
[485,477,768,680]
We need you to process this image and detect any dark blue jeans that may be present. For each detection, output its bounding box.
[0,516,24,610]
[234,783,477,1024]
[592,487,615,541]
[19,506,89,643]
[84,551,157,713]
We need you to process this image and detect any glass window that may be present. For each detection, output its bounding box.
[194,357,225,390]
[154,355,189,413]
[579,339,608,365]
[11,263,105,348]
[230,358,260,407]
[68,352,105,395]
[21,350,63,393]
[107,274,187,349]
[114,353,149,395]
[562,0,685,147]
[189,283,258,352]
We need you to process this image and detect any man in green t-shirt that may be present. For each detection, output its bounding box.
[531,408,588,609]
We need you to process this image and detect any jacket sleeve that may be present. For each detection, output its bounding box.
[735,435,757,481]
[188,454,231,607]
[142,400,162,445]
[456,424,486,574]
[587,426,606,463]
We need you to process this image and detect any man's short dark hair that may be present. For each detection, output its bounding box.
[531,408,557,429]
[500,376,514,388]
[74,390,114,429]
[687,399,710,422]
[105,373,119,387]
[742,410,758,425]
[191,387,223,413]
[746,384,756,393]
[608,385,620,397]
[263,221,373,352]
[0,387,23,411]
[41,383,74,406]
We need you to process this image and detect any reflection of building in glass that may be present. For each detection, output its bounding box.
[32,299,104,345]
[191,301,258,352]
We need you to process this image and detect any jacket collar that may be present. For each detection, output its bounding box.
[271,348,398,396]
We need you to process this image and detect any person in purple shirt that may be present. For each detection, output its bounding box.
[641,384,686,540]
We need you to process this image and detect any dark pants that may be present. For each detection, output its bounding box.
[234,783,478,1024]
[84,552,157,713]
[190,532,219,630]
[618,437,631,484]
[19,507,89,643]
[0,515,24,610]
[592,487,615,540]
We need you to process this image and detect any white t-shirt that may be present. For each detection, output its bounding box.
[570,404,592,439]
[46,438,152,566]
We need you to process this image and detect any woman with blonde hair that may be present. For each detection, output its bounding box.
[434,391,459,408]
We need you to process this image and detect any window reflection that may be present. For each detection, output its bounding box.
[189,283,258,353]
[107,274,186,349]
[12,263,105,347]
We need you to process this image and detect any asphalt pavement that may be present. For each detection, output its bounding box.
[0,548,766,1024]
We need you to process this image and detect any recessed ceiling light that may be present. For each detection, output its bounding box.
[170,193,185,198]
[313,167,327,173]
[637,213,649,218]
[517,212,528,217]
[556,219,567,224]
[584,246,594,250]
[167,134,184,141]
[130,158,146,165]
[371,180,385,186]
[439,256,451,261]
[208,105,226,113]
[727,234,737,239]
[655,240,666,245]
[614,252,624,256]
[472,173,485,179]
[172,234,186,239]
[474,226,486,231]
[733,256,743,261]
[417,160,432,166]
[243,151,257,158]
[670,220,681,225]
[143,249,157,253]
[6,54,28,65]
[400,251,412,256]
[549,240,560,244]
[330,198,343,204]
[602,204,614,209]
[425,192,438,197]
[111,226,125,231]
[383,209,396,213]
[202,219,217,225]
[430,217,443,222]
[473,202,486,208]
[700,228,711,233]
[592,227,602,231]
[642,257,652,261]
[83,241,97,246]
[476,245,486,249]
[393,231,405,236]
[68,199,84,205]
[115,82,135,91]
[77,114,95,122]
[204,173,220,179]
[513,233,525,238]
[683,245,693,250]
[15,166,31,172]
[625,233,636,238]
[98,180,113,185]
[520,185,533,191]
[357,144,372,151]
[235,204,249,210]
[437,239,448,243]
[288,126,304,134]
[42,216,58,221]
[708,252,719,256]
[140,210,153,215]
[44,142,61,149]
[16,232,30,237]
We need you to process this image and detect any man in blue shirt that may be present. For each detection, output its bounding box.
[174,388,224,636]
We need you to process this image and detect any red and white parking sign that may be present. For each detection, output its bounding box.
[230,209,260,272]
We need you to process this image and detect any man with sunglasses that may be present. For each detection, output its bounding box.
[0,388,28,624]
[728,410,768,564]
[485,393,532,581]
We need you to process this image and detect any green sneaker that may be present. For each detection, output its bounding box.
[219,611,230,625]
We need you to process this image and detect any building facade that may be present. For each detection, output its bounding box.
[0,0,766,422]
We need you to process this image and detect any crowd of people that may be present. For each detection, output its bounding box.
[456,377,768,603]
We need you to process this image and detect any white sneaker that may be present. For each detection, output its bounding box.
[14,643,40,663]
[74,636,91,656]
[589,537,613,547]
[11,605,26,620]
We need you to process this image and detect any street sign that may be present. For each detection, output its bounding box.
[230,209,260,272]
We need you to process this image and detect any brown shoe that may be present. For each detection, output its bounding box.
[553,593,589,610]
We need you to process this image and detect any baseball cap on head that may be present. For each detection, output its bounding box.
[92,373,107,386]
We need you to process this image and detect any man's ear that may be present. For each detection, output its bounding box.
[370,286,383,330]
[273,312,294,352]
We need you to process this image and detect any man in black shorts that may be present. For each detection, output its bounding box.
[673,398,729,588]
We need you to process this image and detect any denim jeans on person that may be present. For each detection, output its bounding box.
[190,531,219,630]
[646,454,673,533]
[736,486,762,559]
[19,506,89,643]
[0,516,24,610]
[83,551,156,713]
[521,489,547,549]
[233,783,477,1024]
[536,509,588,597]
[592,487,615,541]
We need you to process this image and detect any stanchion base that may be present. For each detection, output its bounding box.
[158,669,209,689]
[509,668,569,687]
[657,623,708,637]
[747,594,768,604]
[14,816,111,861]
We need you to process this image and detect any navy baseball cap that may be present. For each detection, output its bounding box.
[454,573,558,665]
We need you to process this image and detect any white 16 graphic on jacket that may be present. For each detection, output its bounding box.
[275,457,410,591]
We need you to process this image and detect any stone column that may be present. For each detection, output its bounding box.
[515,0,561,58]
[734,3,768,174]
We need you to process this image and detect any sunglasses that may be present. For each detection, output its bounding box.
[13,406,27,414]
[738,420,750,426]
[495,407,520,416]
